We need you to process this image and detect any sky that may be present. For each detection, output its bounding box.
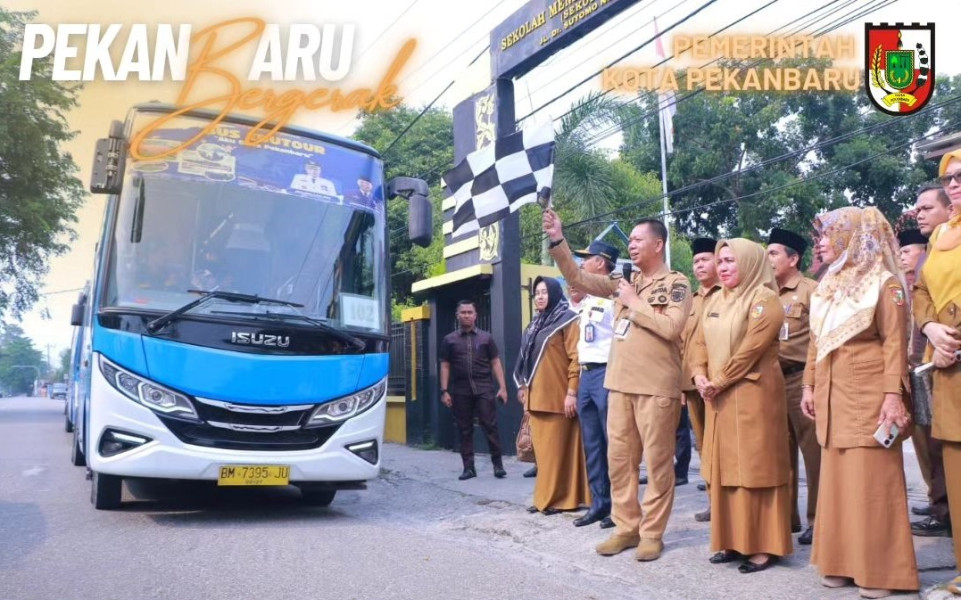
[6,0,961,364]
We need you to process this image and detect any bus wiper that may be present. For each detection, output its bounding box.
[145,290,304,334]
[209,310,366,351]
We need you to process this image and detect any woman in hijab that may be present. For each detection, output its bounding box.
[690,239,792,574]
[800,207,918,598]
[914,150,961,595]
[514,276,589,514]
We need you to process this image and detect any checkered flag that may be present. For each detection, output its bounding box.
[443,123,555,237]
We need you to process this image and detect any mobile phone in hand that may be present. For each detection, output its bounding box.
[873,422,899,448]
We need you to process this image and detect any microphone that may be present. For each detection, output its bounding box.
[621,263,633,282]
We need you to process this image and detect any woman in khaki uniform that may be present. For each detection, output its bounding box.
[914,150,961,596]
[514,276,589,514]
[801,207,918,598]
[691,239,792,573]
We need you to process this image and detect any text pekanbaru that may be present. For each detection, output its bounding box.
[603,34,862,93]
[17,18,417,159]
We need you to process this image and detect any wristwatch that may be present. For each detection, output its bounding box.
[548,237,565,249]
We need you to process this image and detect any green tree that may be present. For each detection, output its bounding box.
[351,105,452,306]
[0,8,86,320]
[0,324,44,395]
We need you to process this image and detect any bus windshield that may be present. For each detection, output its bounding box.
[102,115,388,335]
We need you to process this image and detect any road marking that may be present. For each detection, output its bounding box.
[22,467,46,477]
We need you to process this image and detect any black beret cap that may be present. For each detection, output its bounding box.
[690,237,717,256]
[768,228,808,256]
[897,228,928,247]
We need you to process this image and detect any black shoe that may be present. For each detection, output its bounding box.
[709,550,742,564]
[542,507,561,516]
[493,466,507,479]
[911,516,952,537]
[694,508,711,522]
[458,467,476,481]
[599,516,615,529]
[697,482,707,491]
[639,475,648,485]
[911,505,931,517]
[523,466,538,478]
[675,477,689,486]
[573,510,606,527]
[798,526,813,545]
[791,523,802,534]
[526,505,540,513]
[738,555,779,574]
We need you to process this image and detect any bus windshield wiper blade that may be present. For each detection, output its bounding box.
[146,290,303,334]
[209,310,366,351]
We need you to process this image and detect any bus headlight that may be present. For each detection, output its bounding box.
[306,378,386,426]
[99,355,200,421]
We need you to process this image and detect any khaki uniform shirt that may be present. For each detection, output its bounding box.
[550,240,692,399]
[914,266,961,442]
[681,284,720,392]
[803,276,910,448]
[690,294,790,487]
[777,273,817,368]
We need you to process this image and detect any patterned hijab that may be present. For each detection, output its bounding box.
[701,238,778,377]
[513,276,577,387]
[810,207,904,363]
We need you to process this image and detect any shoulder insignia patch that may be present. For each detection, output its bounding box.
[889,287,905,306]
[751,304,765,319]
[671,283,687,303]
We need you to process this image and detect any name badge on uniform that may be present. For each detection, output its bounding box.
[614,318,630,339]
[779,321,790,341]
[585,323,595,342]
[589,306,604,322]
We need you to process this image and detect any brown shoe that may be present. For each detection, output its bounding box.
[595,532,640,556]
[694,508,711,522]
[634,538,663,561]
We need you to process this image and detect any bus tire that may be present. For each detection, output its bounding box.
[91,472,122,510]
[300,487,336,507]
[71,427,86,467]
[65,411,74,433]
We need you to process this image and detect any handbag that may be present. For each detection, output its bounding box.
[909,369,933,427]
[516,411,535,463]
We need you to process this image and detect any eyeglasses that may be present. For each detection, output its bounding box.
[938,172,961,186]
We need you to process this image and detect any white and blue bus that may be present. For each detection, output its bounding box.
[71,103,429,509]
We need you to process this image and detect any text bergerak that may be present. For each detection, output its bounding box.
[17,18,417,159]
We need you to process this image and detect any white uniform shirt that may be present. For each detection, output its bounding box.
[572,294,615,365]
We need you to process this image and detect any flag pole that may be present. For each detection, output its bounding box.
[658,95,671,269]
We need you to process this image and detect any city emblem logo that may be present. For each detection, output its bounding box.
[864,22,934,116]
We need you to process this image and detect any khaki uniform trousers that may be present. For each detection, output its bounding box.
[785,370,821,528]
[608,391,681,540]
[685,390,706,453]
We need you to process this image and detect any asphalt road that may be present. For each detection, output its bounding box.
[1,396,956,600]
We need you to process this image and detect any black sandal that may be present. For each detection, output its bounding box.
[738,555,780,574]
[709,550,742,564]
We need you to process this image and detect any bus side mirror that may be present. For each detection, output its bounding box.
[90,120,127,195]
[70,303,84,326]
[387,177,432,248]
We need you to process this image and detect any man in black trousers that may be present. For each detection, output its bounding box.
[439,300,509,480]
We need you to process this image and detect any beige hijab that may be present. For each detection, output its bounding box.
[701,238,778,378]
[810,207,904,363]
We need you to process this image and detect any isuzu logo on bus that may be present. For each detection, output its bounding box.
[230,332,290,348]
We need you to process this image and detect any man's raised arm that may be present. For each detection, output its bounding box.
[542,209,618,298]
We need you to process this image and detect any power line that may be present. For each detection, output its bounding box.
[380,45,489,159]
[390,91,961,280]
[576,0,886,149]
[514,0,722,124]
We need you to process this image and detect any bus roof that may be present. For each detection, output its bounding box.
[128,103,383,160]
